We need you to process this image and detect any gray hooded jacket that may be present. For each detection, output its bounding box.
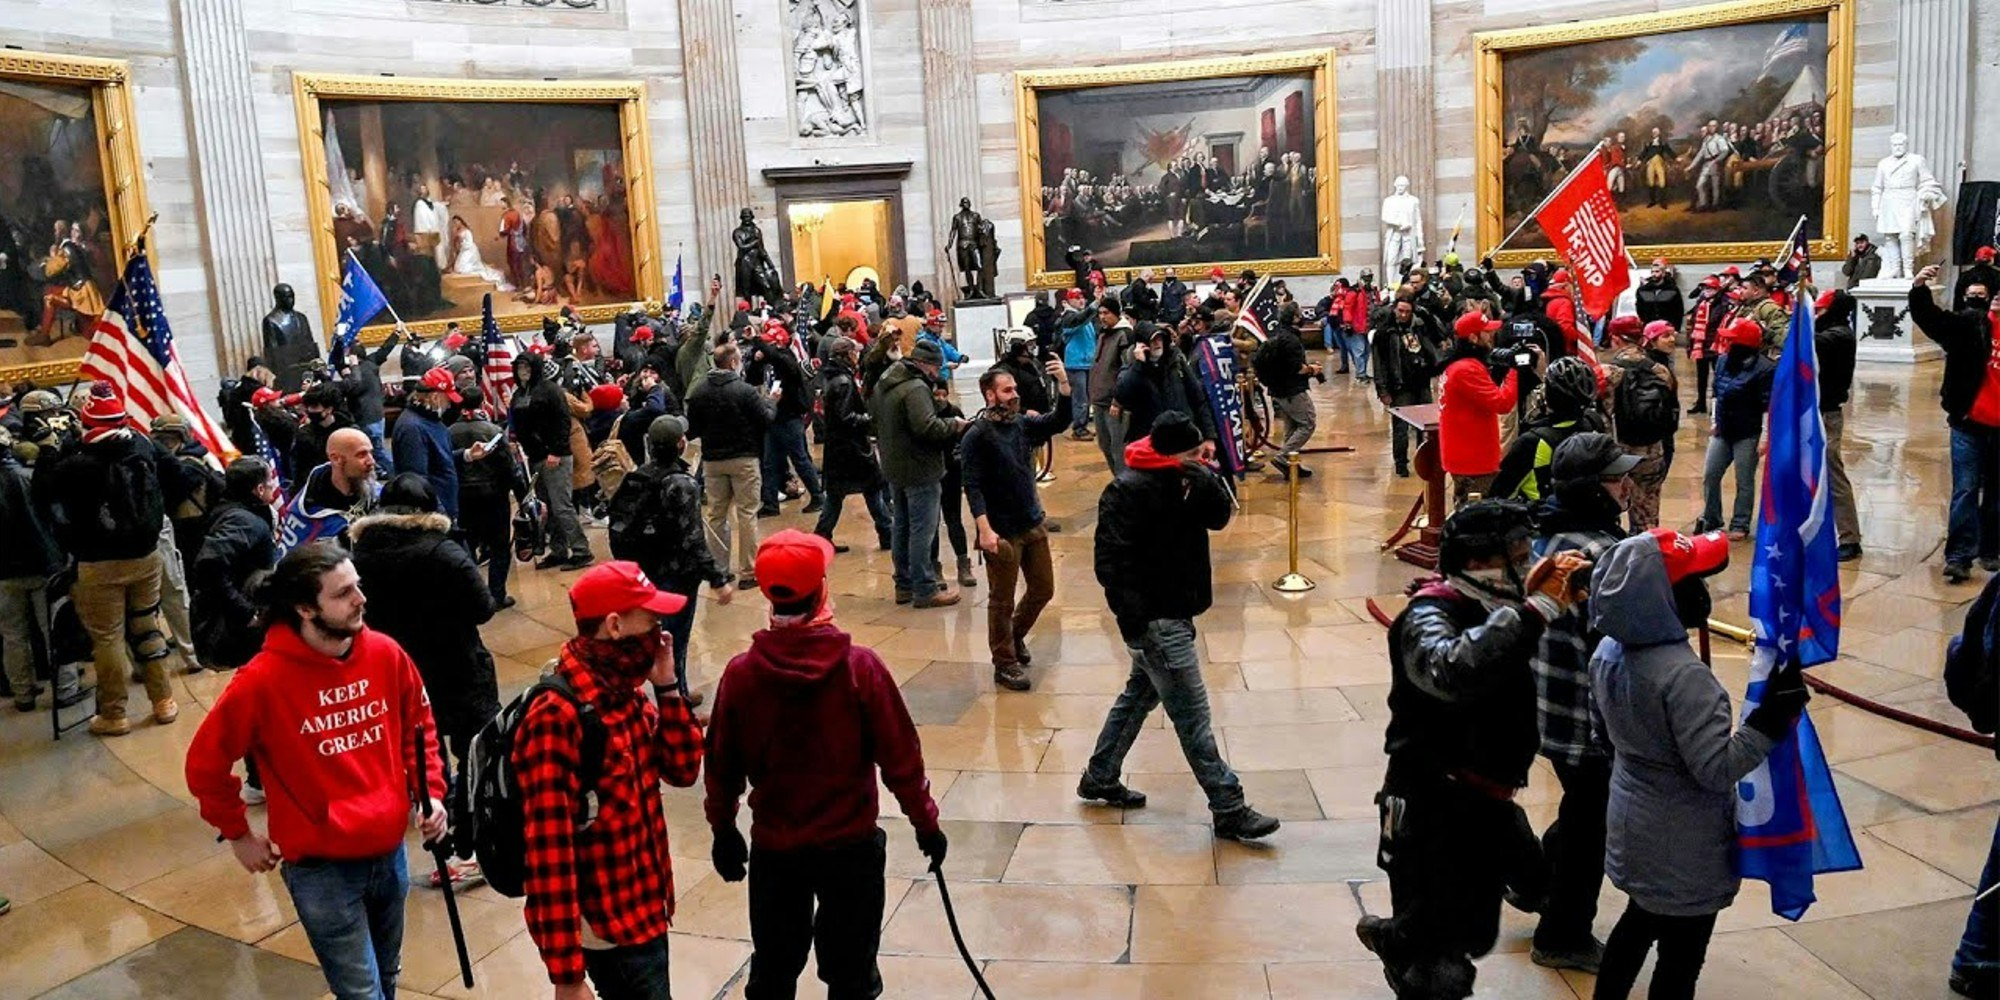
[1588,534,1775,917]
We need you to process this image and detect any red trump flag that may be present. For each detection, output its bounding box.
[1534,147,1632,319]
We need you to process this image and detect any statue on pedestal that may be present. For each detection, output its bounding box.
[1381,176,1426,279]
[1869,132,1947,280]
[261,283,319,392]
[732,208,783,307]
[948,198,998,300]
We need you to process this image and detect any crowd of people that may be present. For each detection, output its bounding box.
[0,231,1995,1000]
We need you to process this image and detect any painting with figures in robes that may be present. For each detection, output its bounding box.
[295,75,663,341]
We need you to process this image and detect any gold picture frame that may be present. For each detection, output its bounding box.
[291,72,664,344]
[1475,0,1855,267]
[1013,49,1339,289]
[0,49,151,387]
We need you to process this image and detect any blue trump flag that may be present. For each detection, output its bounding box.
[1193,331,1248,479]
[1735,294,1862,920]
[669,252,685,310]
[333,252,388,355]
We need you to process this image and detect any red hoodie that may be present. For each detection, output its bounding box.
[186,623,445,861]
[703,622,938,851]
[1439,354,1519,476]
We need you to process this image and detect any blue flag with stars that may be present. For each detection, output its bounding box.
[669,252,685,310]
[1735,295,1861,920]
[333,253,388,355]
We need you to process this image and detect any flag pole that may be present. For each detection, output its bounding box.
[346,247,405,328]
[1490,141,1608,256]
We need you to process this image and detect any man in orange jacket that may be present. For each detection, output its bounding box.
[1440,310,1536,507]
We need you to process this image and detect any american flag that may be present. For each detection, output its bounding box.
[248,409,288,502]
[1776,216,1812,287]
[79,251,233,460]
[477,293,516,410]
[1761,23,1811,77]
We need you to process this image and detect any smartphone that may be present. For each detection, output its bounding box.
[484,432,505,451]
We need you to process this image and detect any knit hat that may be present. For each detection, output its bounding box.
[1607,314,1645,343]
[79,382,125,428]
[379,472,439,514]
[1146,410,1202,456]
[645,414,687,461]
[910,339,946,367]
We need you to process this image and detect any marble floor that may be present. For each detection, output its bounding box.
[0,353,1992,999]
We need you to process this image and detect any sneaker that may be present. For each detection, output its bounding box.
[1212,805,1281,841]
[801,496,825,515]
[562,554,597,571]
[1835,543,1863,563]
[1394,465,1410,478]
[1014,634,1033,665]
[89,715,131,737]
[535,554,569,571]
[152,698,179,725]
[914,591,961,609]
[1951,969,1999,1000]
[832,543,851,554]
[895,589,913,605]
[738,574,757,590]
[1530,936,1604,973]
[1726,529,1750,541]
[682,689,705,708]
[12,686,40,712]
[1076,778,1147,808]
[993,663,1031,691]
[427,861,487,890]
[241,784,267,806]
[1946,562,1974,584]
[756,504,782,519]
[54,686,92,710]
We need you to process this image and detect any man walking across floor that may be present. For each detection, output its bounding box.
[703,530,945,1000]
[511,353,592,570]
[1253,299,1322,479]
[754,325,826,518]
[185,541,449,1000]
[812,336,894,553]
[686,341,778,587]
[515,561,705,1000]
[1910,264,2000,583]
[870,338,968,608]
[961,360,1073,691]
[1079,411,1280,841]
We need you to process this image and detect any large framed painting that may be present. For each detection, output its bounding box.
[1014,50,1338,289]
[0,50,150,387]
[291,74,663,343]
[1476,0,1855,266]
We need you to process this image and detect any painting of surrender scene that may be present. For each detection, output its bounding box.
[0,77,119,374]
[1496,13,1836,250]
[317,99,638,328]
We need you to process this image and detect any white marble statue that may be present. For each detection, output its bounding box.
[1381,175,1426,278]
[792,0,866,138]
[1869,131,1947,280]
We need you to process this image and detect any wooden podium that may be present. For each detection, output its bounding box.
[1381,403,1444,569]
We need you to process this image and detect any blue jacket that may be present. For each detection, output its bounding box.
[1059,311,1099,370]
[1710,348,1775,444]
[390,404,461,520]
[917,331,966,382]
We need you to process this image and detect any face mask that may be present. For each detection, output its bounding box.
[1968,296,1991,314]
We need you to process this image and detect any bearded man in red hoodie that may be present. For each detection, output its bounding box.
[704,528,944,1000]
[185,541,448,1000]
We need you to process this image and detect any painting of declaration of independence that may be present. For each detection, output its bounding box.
[1497,15,1835,251]
[317,99,639,329]
[1030,66,1325,276]
[0,78,117,374]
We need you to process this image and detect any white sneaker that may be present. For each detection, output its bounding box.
[241,785,267,805]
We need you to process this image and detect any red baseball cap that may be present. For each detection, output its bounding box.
[1452,311,1502,339]
[1724,317,1765,349]
[1978,246,1997,263]
[1607,314,1645,342]
[755,529,835,604]
[250,386,283,407]
[1723,266,1742,278]
[587,383,626,411]
[442,332,469,350]
[1649,528,1731,582]
[418,366,462,402]
[569,561,688,621]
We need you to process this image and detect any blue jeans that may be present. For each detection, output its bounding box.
[281,850,409,1000]
[583,936,672,1000]
[1344,331,1371,377]
[1947,424,2000,566]
[761,416,824,506]
[1066,369,1092,431]
[889,481,942,598]
[659,576,699,700]
[1084,619,1246,814]
[1700,434,1759,533]
[362,419,392,476]
[1955,810,2000,983]
[1094,406,1128,476]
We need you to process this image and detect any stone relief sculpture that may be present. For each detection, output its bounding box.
[791,0,867,138]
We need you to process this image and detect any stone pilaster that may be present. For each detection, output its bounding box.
[676,0,753,315]
[918,0,979,307]
[1376,0,1435,261]
[1892,0,1972,258]
[176,0,281,370]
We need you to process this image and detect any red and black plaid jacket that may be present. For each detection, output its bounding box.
[513,641,703,985]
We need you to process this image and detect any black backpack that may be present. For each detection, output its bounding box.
[605,465,669,565]
[1611,358,1680,447]
[96,440,167,553]
[451,668,608,897]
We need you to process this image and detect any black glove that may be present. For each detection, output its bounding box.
[711,826,748,883]
[916,827,949,868]
[1745,667,1811,740]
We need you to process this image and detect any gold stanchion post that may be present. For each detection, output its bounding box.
[1272,454,1315,593]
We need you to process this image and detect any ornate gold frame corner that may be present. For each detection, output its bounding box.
[1474,0,1854,268]
[0,49,151,387]
[1013,48,1340,290]
[290,72,664,345]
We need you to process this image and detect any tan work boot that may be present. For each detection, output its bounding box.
[152,698,179,724]
[914,591,961,609]
[90,715,132,737]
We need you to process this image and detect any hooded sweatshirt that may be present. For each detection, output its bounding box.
[1588,535,1775,917]
[185,622,445,861]
[703,622,939,852]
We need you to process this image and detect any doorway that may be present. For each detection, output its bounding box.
[786,199,894,291]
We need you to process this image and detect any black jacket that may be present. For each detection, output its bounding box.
[1112,349,1215,444]
[608,457,731,589]
[0,455,60,580]
[1123,279,1160,322]
[509,365,573,464]
[293,412,357,481]
[1371,317,1444,399]
[1094,456,1232,640]
[1816,319,1857,411]
[960,400,1070,538]
[1158,277,1189,326]
[190,499,278,669]
[990,355,1053,416]
[1955,263,2000,312]
[618,385,675,464]
[1634,275,1685,331]
[347,509,498,740]
[334,335,399,426]
[685,369,776,462]
[448,417,525,501]
[1910,286,1997,426]
[1253,325,1311,398]
[1385,583,1543,790]
[764,348,814,423]
[34,431,172,562]
[818,358,885,495]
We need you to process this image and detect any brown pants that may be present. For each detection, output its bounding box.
[1824,407,1862,546]
[986,524,1055,668]
[73,551,172,720]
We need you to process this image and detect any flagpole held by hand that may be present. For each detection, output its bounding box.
[1491,141,1608,256]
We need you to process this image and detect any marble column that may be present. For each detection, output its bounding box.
[918,0,979,308]
[1375,0,1435,264]
[1891,0,1971,260]
[176,0,282,371]
[676,0,753,317]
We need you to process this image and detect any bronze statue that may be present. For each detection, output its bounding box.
[949,197,998,300]
[731,208,783,306]
[261,282,319,391]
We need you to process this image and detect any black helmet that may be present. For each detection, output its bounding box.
[1542,357,1598,413]
[1437,499,1535,576]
